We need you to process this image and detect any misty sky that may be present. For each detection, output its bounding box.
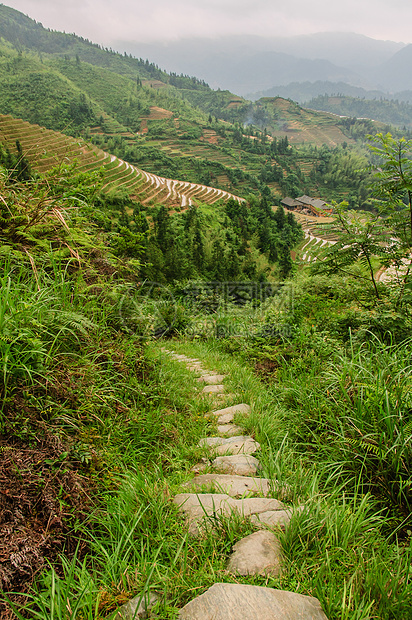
[3,0,412,45]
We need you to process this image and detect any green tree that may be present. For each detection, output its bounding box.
[368,133,412,305]
[313,201,388,299]
[314,134,412,303]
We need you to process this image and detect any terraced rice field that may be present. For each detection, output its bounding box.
[201,129,220,145]
[147,139,239,168]
[272,123,351,147]
[298,232,336,263]
[145,106,174,120]
[283,209,337,263]
[264,99,355,148]
[0,115,243,209]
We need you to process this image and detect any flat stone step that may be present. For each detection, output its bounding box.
[250,509,296,529]
[227,530,283,577]
[200,436,251,447]
[173,493,288,536]
[212,403,251,417]
[217,423,243,436]
[191,454,261,476]
[202,384,225,394]
[197,374,226,384]
[199,436,260,456]
[214,438,259,456]
[211,455,261,476]
[182,474,271,497]
[215,412,235,424]
[115,592,160,619]
[178,583,329,619]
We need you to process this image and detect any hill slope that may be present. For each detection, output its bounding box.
[0,4,390,211]
[119,32,404,95]
[0,114,242,208]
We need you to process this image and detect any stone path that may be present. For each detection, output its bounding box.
[178,583,329,619]
[117,347,328,619]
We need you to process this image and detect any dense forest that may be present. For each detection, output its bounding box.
[308,94,412,131]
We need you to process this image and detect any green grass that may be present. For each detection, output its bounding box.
[2,242,411,619]
[1,84,411,619]
[155,337,412,619]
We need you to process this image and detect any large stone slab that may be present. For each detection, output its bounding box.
[215,412,235,424]
[202,384,225,394]
[182,474,271,497]
[212,404,251,417]
[115,592,160,619]
[214,438,259,455]
[217,424,243,436]
[197,374,226,384]
[178,583,329,619]
[190,455,261,476]
[250,509,293,529]
[227,530,283,576]
[199,435,260,456]
[173,493,286,535]
[199,436,250,447]
[212,455,261,476]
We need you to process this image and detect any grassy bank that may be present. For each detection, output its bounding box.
[2,270,411,618]
[1,148,411,619]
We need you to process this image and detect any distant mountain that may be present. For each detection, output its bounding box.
[374,44,412,92]
[306,95,412,129]
[264,32,404,69]
[217,52,361,95]
[247,82,391,104]
[118,33,405,96]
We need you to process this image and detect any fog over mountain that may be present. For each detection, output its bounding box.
[117,33,405,96]
[2,1,411,101]
[373,44,412,92]
[4,0,412,45]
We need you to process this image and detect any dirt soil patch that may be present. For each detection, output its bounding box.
[147,106,173,120]
[201,130,219,145]
[0,428,94,619]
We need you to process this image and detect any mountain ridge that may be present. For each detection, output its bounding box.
[117,32,406,95]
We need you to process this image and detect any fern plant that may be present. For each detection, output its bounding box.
[0,268,95,412]
[324,336,412,518]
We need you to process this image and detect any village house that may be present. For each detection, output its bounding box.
[281,195,332,216]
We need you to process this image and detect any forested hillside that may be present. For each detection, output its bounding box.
[307,95,412,130]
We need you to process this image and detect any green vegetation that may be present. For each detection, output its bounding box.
[0,117,411,619]
[308,94,412,131]
[314,133,412,302]
[1,6,412,617]
[0,5,394,207]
